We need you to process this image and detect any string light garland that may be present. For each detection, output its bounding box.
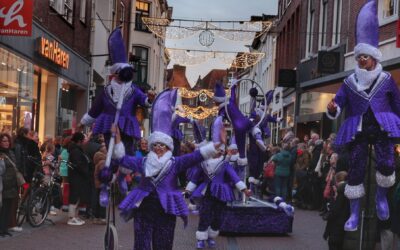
[178,87,230,99]
[176,105,219,120]
[142,17,274,42]
[166,48,265,68]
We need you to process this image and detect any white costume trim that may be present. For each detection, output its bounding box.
[199,142,217,160]
[196,231,208,240]
[235,181,246,191]
[80,113,96,126]
[186,181,197,193]
[148,131,174,152]
[354,43,382,62]
[344,183,365,199]
[376,172,396,188]
[237,157,248,166]
[113,142,126,159]
[208,227,219,239]
[325,105,341,120]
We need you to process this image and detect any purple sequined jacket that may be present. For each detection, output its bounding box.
[327,72,400,145]
[117,150,206,223]
[188,160,246,202]
[85,84,148,139]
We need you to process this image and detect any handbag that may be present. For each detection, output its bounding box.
[263,160,276,178]
[2,153,26,186]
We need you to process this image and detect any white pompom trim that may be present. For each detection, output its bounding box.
[80,113,96,126]
[237,157,248,166]
[208,227,219,238]
[326,105,341,120]
[354,43,382,62]
[148,131,174,152]
[199,142,217,160]
[235,181,246,191]
[196,231,208,240]
[376,172,395,188]
[113,142,126,159]
[344,183,365,199]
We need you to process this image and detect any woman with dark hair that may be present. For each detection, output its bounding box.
[67,132,90,226]
[0,133,19,236]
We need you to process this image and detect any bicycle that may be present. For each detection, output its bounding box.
[26,159,72,227]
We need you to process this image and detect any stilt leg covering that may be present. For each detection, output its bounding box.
[344,183,365,199]
[196,231,208,241]
[376,172,395,188]
[344,198,361,232]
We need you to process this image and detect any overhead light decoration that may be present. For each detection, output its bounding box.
[178,87,230,99]
[167,48,265,68]
[142,17,274,43]
[176,105,219,120]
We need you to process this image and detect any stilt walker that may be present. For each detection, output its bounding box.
[326,0,400,232]
[104,89,220,250]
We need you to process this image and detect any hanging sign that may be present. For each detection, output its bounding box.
[0,0,33,36]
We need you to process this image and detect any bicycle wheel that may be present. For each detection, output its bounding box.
[27,187,50,227]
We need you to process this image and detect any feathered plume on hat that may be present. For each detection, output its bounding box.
[228,135,238,150]
[108,26,132,74]
[354,0,382,61]
[148,89,177,151]
[213,82,226,103]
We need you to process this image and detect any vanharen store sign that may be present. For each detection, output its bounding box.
[37,37,70,69]
[0,0,33,37]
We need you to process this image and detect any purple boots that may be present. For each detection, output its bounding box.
[376,186,390,221]
[344,198,361,231]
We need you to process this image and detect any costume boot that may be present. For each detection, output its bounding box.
[207,238,216,248]
[376,186,390,221]
[344,198,361,231]
[207,227,219,248]
[196,240,205,249]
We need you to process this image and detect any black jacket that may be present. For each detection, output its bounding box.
[68,142,91,204]
[14,136,41,182]
[0,150,18,199]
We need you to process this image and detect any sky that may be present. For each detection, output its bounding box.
[166,0,279,87]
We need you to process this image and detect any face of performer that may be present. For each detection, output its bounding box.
[152,142,169,158]
[356,54,376,71]
[228,149,238,155]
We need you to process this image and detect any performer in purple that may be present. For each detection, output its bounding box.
[79,27,154,155]
[185,125,251,249]
[326,0,400,231]
[109,89,220,250]
[226,136,244,201]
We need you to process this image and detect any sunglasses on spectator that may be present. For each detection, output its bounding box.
[356,54,371,61]
[152,143,167,149]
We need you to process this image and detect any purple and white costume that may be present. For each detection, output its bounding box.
[112,88,218,250]
[326,0,399,231]
[186,156,246,245]
[80,27,150,155]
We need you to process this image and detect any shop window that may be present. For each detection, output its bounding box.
[299,92,335,115]
[135,1,150,32]
[0,48,35,133]
[50,0,74,24]
[131,46,149,86]
[332,0,342,45]
[378,0,398,25]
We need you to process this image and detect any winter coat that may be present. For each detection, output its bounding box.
[0,150,18,199]
[0,157,5,206]
[323,182,349,241]
[14,136,41,182]
[272,150,292,177]
[68,142,91,204]
[309,141,323,172]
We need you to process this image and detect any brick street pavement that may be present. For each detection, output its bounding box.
[0,208,328,250]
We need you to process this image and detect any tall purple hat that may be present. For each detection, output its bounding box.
[213,82,226,103]
[149,89,177,151]
[108,26,132,74]
[354,0,382,61]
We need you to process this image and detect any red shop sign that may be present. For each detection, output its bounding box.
[0,0,33,37]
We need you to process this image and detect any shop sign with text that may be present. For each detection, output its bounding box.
[37,37,70,69]
[0,0,32,36]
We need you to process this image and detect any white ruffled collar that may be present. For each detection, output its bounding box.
[144,151,172,177]
[354,63,382,92]
[109,79,132,103]
[203,156,224,175]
